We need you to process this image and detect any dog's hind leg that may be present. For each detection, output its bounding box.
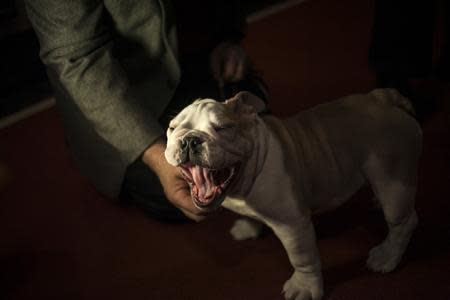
[363,154,419,273]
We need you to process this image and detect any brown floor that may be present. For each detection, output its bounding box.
[1,0,450,299]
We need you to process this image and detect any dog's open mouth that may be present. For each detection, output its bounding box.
[179,163,239,209]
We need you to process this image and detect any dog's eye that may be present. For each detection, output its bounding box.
[213,124,234,132]
[168,126,175,132]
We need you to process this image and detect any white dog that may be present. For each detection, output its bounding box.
[165,89,422,300]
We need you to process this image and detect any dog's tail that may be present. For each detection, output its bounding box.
[371,88,416,118]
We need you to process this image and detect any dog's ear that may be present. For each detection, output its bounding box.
[225,91,266,116]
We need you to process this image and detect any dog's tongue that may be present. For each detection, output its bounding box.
[189,165,215,202]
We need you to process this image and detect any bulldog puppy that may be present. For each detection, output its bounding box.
[165,89,422,300]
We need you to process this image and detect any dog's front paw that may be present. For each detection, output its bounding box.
[282,271,323,300]
[230,218,263,240]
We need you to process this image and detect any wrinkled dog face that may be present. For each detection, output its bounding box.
[165,92,265,211]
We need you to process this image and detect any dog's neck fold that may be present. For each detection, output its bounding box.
[228,117,269,197]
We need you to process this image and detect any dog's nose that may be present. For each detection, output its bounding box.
[181,136,203,152]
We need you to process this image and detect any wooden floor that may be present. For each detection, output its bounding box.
[1,0,450,299]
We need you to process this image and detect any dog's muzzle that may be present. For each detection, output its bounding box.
[179,162,239,210]
[177,135,204,165]
[174,134,241,211]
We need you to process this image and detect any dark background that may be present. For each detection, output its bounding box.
[1,0,449,299]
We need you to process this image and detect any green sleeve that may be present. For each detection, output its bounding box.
[24,0,169,163]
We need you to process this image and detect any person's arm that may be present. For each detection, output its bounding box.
[25,0,162,163]
[25,0,204,220]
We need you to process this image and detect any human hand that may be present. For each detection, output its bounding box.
[210,42,250,87]
[142,137,207,222]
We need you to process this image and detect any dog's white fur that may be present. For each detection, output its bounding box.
[165,89,422,300]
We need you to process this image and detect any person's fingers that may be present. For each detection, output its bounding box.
[172,191,207,222]
[146,141,209,222]
[210,43,250,85]
[179,207,206,222]
[225,46,249,82]
[223,53,238,82]
[234,58,247,82]
[169,183,196,209]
